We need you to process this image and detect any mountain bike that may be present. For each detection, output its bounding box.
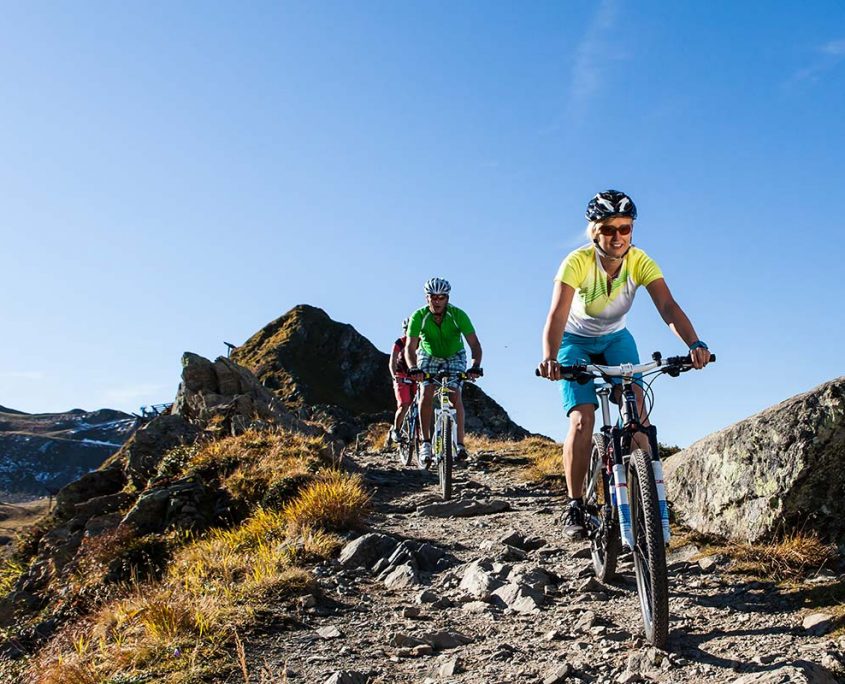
[538,351,714,648]
[424,371,480,500]
[395,379,419,467]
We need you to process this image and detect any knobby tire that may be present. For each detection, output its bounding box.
[397,409,416,467]
[585,434,620,580]
[628,448,669,648]
[439,416,453,500]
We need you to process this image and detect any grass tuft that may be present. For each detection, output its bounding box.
[727,531,839,581]
[463,435,565,486]
[283,470,371,532]
[357,422,390,452]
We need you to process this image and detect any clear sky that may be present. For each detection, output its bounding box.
[1,1,843,447]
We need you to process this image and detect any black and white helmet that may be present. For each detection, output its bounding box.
[401,318,409,332]
[585,190,637,222]
[424,278,451,295]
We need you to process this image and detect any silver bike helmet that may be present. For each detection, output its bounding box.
[423,278,451,295]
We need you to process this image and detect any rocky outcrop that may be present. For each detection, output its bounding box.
[54,467,127,518]
[120,476,223,535]
[122,415,200,489]
[232,304,529,439]
[664,377,845,545]
[172,352,305,432]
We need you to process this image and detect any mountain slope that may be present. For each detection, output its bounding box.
[0,407,137,499]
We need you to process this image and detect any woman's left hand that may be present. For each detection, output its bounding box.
[690,347,711,369]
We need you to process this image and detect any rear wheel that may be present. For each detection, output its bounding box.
[628,448,669,648]
[584,434,620,580]
[438,416,453,500]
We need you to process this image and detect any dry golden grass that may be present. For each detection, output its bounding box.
[0,556,26,595]
[283,470,371,532]
[463,435,565,486]
[726,531,839,581]
[188,428,332,507]
[357,421,390,452]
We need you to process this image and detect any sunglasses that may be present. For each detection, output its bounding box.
[428,294,448,301]
[599,224,633,236]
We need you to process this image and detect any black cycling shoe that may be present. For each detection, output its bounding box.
[456,445,469,462]
[563,500,587,540]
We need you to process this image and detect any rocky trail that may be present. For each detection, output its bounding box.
[236,446,845,684]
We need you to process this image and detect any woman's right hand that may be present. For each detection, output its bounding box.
[537,358,561,380]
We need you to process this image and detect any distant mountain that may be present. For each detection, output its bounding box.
[0,407,138,500]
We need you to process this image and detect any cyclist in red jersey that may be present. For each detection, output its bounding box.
[386,319,418,447]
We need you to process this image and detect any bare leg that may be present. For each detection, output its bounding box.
[631,384,651,454]
[564,404,596,499]
[450,387,465,445]
[419,385,435,441]
[393,404,409,431]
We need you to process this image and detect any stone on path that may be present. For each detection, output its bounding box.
[323,672,367,684]
[491,582,543,614]
[459,560,505,600]
[730,661,839,684]
[421,630,473,650]
[383,563,419,589]
[339,533,398,570]
[542,663,571,684]
[316,626,343,639]
[435,655,464,677]
[417,499,511,518]
[802,612,834,635]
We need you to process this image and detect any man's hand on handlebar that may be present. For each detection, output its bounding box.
[408,366,424,382]
[467,366,484,380]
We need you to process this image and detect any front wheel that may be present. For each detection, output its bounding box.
[628,448,669,648]
[397,409,416,467]
[438,416,453,500]
[584,434,620,581]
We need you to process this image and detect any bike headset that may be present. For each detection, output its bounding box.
[587,190,637,261]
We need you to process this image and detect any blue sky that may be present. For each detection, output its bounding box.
[1,1,843,446]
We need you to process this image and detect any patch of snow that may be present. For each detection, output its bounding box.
[81,439,121,448]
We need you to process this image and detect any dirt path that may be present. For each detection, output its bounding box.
[235,447,844,684]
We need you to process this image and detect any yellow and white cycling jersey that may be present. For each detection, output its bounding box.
[555,245,663,337]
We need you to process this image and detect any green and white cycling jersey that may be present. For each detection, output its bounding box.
[407,304,475,358]
[555,245,663,337]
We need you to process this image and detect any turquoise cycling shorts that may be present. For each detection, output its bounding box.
[557,328,641,415]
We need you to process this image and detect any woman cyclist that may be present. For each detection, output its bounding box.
[537,190,711,539]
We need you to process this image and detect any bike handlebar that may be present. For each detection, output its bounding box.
[421,370,481,381]
[535,352,715,381]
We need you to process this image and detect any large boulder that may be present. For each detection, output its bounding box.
[664,377,845,545]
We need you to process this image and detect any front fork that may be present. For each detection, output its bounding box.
[608,425,670,548]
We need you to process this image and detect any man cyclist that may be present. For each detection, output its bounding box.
[386,319,417,447]
[537,190,710,540]
[406,278,483,468]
